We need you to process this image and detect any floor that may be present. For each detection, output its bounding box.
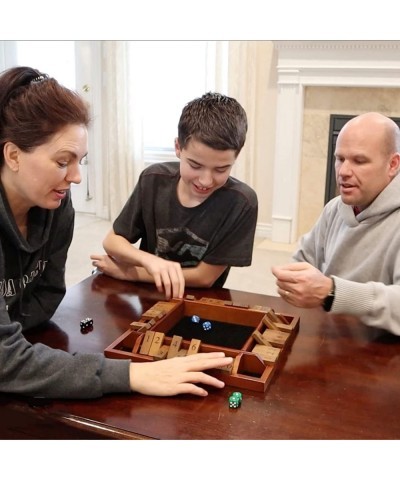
[66,213,297,296]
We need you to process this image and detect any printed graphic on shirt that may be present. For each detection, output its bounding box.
[156,227,209,267]
[0,259,47,298]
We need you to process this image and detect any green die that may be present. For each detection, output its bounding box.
[232,391,242,401]
[229,395,240,408]
[228,392,242,409]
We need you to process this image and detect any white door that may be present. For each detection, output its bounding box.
[0,40,102,216]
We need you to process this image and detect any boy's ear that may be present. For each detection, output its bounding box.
[174,138,182,158]
[3,142,20,172]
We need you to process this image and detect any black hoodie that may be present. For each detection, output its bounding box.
[0,185,130,398]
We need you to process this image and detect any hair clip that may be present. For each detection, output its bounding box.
[30,75,47,84]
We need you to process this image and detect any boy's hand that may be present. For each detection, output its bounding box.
[90,253,185,300]
[143,256,185,300]
[91,254,130,280]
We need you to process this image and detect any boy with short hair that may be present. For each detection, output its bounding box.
[91,92,258,299]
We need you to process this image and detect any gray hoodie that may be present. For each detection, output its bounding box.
[0,184,130,398]
[294,173,400,335]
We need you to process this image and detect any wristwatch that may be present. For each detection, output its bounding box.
[322,277,335,312]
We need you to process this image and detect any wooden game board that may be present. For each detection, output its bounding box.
[104,295,300,392]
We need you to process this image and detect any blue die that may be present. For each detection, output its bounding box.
[191,315,201,323]
[202,321,212,331]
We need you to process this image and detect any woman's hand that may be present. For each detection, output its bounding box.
[129,352,233,396]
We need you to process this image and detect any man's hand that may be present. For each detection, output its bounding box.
[271,262,333,308]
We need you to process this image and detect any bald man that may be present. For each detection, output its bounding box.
[272,112,400,335]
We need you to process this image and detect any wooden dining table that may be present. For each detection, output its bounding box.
[2,273,400,440]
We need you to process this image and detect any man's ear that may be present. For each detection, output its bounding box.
[389,152,400,177]
[3,142,20,172]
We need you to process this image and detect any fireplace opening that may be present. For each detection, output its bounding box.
[325,114,400,204]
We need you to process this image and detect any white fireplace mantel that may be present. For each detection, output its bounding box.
[271,40,400,243]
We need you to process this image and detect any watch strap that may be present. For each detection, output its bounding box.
[322,277,335,312]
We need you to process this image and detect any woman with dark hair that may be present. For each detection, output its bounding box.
[0,66,232,399]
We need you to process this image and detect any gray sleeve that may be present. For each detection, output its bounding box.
[331,276,400,336]
[293,212,328,267]
[0,303,131,399]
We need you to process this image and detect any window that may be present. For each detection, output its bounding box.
[15,41,76,89]
[6,41,96,214]
[128,41,221,163]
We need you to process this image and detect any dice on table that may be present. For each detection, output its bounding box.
[80,317,93,330]
[191,315,201,324]
[202,321,212,331]
[232,391,242,402]
[229,391,243,409]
